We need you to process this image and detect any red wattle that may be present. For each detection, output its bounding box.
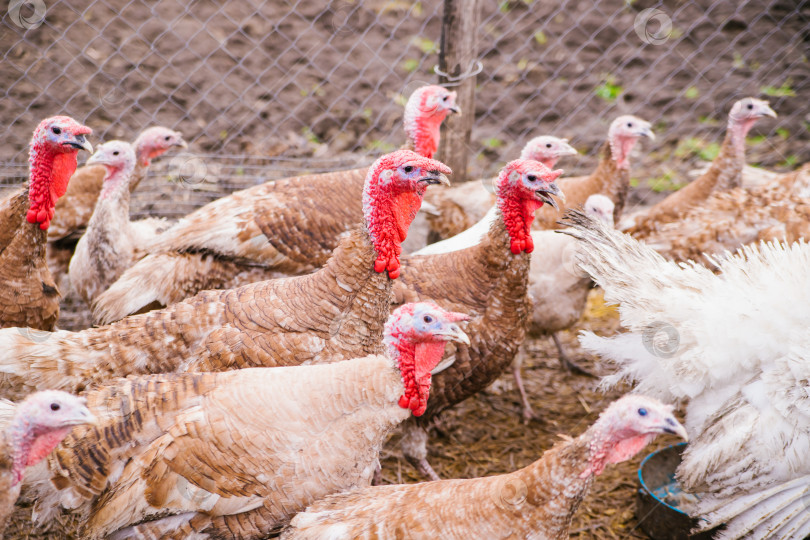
[525,234,534,253]
[500,191,542,255]
[27,150,79,230]
[26,427,72,467]
[397,340,446,416]
[393,191,423,242]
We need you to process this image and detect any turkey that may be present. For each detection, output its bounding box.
[281,395,686,540]
[641,162,810,264]
[392,158,563,479]
[21,302,469,539]
[0,116,93,331]
[0,390,95,538]
[0,150,450,400]
[622,97,776,236]
[564,211,810,539]
[411,135,576,248]
[92,85,459,324]
[68,141,171,307]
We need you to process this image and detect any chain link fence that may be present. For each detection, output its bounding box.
[2,0,809,215]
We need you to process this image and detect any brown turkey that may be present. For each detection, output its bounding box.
[0,390,94,538]
[281,395,686,540]
[46,126,185,291]
[622,97,776,237]
[391,158,563,479]
[0,116,93,331]
[68,141,171,307]
[17,302,468,539]
[0,150,450,400]
[92,85,460,324]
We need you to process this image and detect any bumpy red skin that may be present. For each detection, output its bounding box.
[496,159,562,254]
[404,85,457,159]
[385,302,469,415]
[26,117,93,230]
[364,150,451,280]
[396,341,446,416]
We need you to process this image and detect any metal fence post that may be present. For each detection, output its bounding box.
[437,0,481,184]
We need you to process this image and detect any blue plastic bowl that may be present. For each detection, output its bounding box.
[636,442,720,539]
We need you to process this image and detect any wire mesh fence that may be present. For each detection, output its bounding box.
[2,0,808,217]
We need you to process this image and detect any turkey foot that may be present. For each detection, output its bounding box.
[371,464,383,486]
[401,421,441,481]
[511,348,537,423]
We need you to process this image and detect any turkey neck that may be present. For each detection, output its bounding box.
[93,167,134,232]
[314,226,393,358]
[4,188,48,267]
[484,207,532,274]
[698,117,749,192]
[591,141,628,220]
[128,160,149,193]
[507,437,594,538]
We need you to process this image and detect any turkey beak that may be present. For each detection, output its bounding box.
[419,171,451,187]
[449,104,462,115]
[758,103,777,119]
[67,134,94,154]
[661,417,688,442]
[638,125,656,141]
[536,182,565,210]
[437,323,470,346]
[559,141,578,156]
[175,137,188,149]
[86,153,110,167]
[67,405,98,427]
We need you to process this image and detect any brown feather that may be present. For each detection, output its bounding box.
[0,188,61,331]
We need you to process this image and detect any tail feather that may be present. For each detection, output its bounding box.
[698,476,810,540]
[566,211,810,403]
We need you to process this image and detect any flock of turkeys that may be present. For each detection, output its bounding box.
[0,81,807,540]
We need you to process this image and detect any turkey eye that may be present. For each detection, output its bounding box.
[442,95,448,101]
[626,122,633,128]
[638,407,647,416]
[423,315,433,323]
[51,403,60,411]
[52,127,61,135]
[164,136,171,140]
[747,103,753,110]
[527,175,537,182]
[403,166,413,173]
[113,151,119,155]
[545,143,552,148]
